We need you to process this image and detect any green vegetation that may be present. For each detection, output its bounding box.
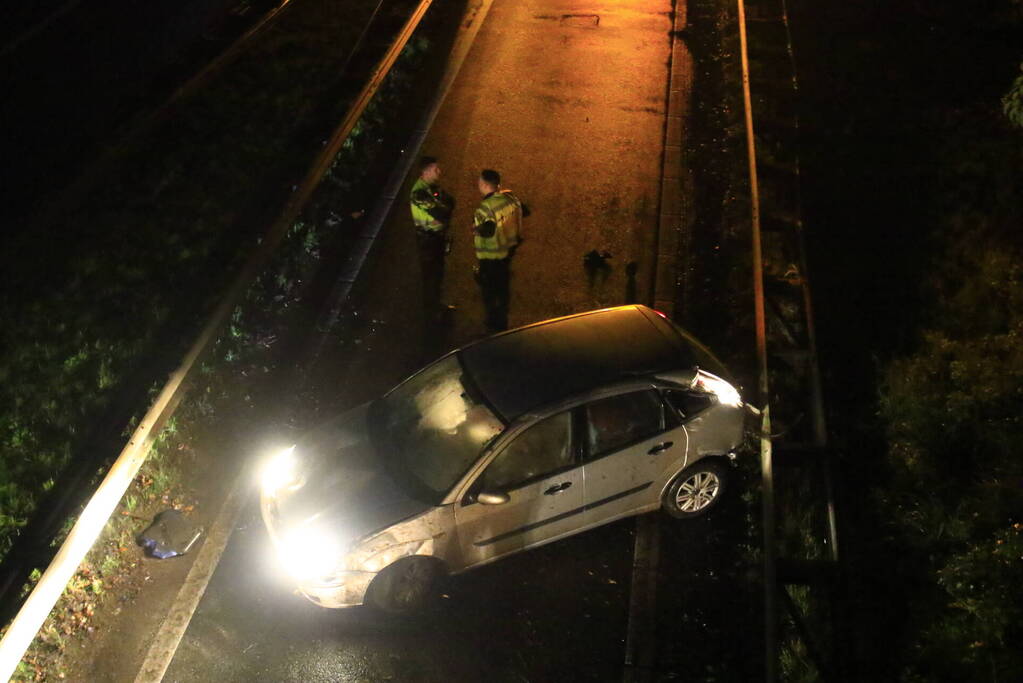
[1002,64,1023,127]
[876,145,1022,679]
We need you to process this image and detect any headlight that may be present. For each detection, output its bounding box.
[261,446,301,496]
[278,525,343,581]
[693,371,743,407]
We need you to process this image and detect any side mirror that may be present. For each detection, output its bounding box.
[477,490,510,505]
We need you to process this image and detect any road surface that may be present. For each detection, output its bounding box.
[164,0,675,679]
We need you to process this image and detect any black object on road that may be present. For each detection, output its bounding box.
[138,509,203,559]
[584,250,613,289]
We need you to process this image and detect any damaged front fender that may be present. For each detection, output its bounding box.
[347,533,438,573]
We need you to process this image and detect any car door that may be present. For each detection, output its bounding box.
[453,410,584,569]
[581,389,688,527]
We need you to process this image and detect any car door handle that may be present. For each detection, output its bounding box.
[544,481,572,495]
[648,441,674,455]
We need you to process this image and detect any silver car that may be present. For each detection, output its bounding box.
[260,305,746,612]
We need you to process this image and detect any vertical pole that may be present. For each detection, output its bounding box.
[759,408,777,683]
[735,0,777,679]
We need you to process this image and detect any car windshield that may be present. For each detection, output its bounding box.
[369,354,504,503]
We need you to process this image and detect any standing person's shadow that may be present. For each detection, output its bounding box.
[625,261,638,303]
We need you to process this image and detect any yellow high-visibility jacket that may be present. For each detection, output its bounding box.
[410,177,451,232]
[473,189,522,259]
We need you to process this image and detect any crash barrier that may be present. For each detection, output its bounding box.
[735,0,840,679]
[0,0,437,678]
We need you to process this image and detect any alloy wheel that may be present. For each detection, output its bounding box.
[675,471,721,512]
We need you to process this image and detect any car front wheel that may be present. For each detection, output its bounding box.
[366,556,441,614]
[663,460,729,519]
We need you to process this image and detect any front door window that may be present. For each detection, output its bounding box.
[480,411,573,491]
[454,411,583,568]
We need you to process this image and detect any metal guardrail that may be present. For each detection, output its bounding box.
[735,0,840,679]
[734,2,779,679]
[0,0,437,677]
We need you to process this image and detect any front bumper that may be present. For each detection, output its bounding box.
[261,494,376,609]
[295,571,376,608]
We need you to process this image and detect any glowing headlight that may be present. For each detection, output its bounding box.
[261,446,300,496]
[278,525,342,581]
[693,371,743,407]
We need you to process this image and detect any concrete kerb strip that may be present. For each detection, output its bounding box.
[133,472,249,683]
[0,2,437,680]
[622,514,663,683]
[130,1,499,679]
[652,0,692,318]
[624,1,691,680]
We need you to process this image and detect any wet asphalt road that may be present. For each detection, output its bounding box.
[163,499,635,681]
[161,0,704,679]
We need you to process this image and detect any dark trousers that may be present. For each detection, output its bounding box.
[477,257,511,332]
[416,229,446,316]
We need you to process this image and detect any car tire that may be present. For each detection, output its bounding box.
[662,459,729,519]
[366,556,441,614]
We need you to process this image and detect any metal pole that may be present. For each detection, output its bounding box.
[734,0,777,678]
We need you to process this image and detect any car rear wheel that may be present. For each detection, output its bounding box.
[663,460,729,519]
[366,556,441,614]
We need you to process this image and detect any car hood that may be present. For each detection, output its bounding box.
[275,401,431,543]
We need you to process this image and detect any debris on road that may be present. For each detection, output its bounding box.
[137,510,203,559]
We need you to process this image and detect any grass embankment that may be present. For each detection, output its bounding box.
[2,0,461,677]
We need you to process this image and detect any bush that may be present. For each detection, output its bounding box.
[878,219,1023,680]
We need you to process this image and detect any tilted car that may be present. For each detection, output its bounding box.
[260,305,746,612]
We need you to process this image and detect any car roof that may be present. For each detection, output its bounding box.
[458,305,694,422]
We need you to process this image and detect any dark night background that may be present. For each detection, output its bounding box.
[793,0,1023,679]
[1,0,267,226]
[2,0,1022,680]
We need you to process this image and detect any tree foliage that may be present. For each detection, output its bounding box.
[1003,63,1023,128]
[878,208,1023,681]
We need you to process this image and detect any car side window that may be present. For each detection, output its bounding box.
[585,390,665,459]
[663,389,714,420]
[479,411,574,492]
